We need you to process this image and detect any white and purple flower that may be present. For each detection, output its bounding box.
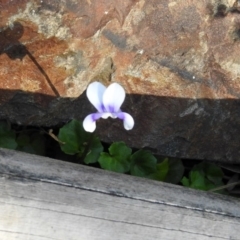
[83,81,134,132]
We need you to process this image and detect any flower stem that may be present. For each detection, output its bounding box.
[78,132,95,163]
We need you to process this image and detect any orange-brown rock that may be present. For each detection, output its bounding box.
[0,0,240,162]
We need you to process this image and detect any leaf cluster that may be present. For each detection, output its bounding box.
[0,121,45,155]
[58,120,184,183]
[181,162,224,192]
[58,119,103,164]
[0,119,228,195]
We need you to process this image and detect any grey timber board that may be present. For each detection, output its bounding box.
[0,148,239,240]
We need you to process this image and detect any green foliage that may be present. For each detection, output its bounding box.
[130,150,157,177]
[0,121,45,154]
[98,145,177,183]
[0,121,17,150]
[181,162,224,191]
[84,136,103,164]
[58,119,103,164]
[56,120,181,183]
[0,119,229,196]
[58,119,87,155]
[17,132,46,155]
[148,158,169,181]
[98,142,132,173]
[165,158,184,184]
[98,144,173,182]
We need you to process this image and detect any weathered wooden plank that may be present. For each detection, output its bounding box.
[0,148,239,240]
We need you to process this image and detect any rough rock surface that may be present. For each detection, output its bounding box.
[0,0,240,162]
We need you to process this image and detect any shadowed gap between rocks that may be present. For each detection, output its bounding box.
[0,88,239,164]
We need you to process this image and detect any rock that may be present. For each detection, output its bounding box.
[0,0,240,162]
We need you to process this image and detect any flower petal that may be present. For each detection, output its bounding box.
[86,82,106,112]
[83,113,102,132]
[117,112,134,130]
[103,83,125,112]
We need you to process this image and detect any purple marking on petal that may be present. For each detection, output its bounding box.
[83,112,104,132]
[108,105,115,113]
[91,113,103,121]
[116,111,125,119]
[116,112,134,130]
[98,103,106,112]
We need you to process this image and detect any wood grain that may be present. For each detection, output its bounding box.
[0,148,239,240]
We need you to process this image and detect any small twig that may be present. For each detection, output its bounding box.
[48,129,65,145]
[208,181,240,192]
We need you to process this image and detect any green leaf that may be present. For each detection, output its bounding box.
[181,176,190,187]
[109,142,132,160]
[193,162,224,187]
[31,134,46,156]
[206,164,224,177]
[130,150,157,177]
[20,145,36,154]
[17,133,46,155]
[182,162,224,191]
[189,170,208,190]
[58,119,89,155]
[84,136,103,164]
[98,153,129,173]
[0,135,18,150]
[98,142,132,173]
[58,119,103,163]
[17,134,30,147]
[0,121,17,150]
[205,163,224,185]
[165,158,184,184]
[148,158,169,181]
[0,121,11,134]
